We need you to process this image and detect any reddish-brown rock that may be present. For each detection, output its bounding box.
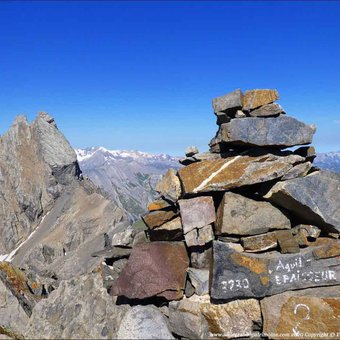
[110,242,189,300]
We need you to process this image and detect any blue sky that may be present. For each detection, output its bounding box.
[0,1,339,155]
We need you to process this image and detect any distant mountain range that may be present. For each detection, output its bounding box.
[76,147,340,222]
[315,151,340,173]
[75,147,181,221]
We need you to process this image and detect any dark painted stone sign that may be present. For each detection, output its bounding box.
[211,241,340,300]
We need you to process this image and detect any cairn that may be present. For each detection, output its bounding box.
[111,89,340,339]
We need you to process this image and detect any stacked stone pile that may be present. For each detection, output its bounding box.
[110,88,340,339]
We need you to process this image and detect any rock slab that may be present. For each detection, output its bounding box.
[178,153,304,194]
[216,192,291,235]
[265,170,340,233]
[211,116,315,148]
[111,242,189,300]
[211,241,340,300]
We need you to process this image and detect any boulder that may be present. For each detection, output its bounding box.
[264,170,340,233]
[178,197,216,233]
[110,242,189,300]
[211,241,340,300]
[117,305,174,339]
[216,192,291,236]
[211,116,315,148]
[212,89,243,113]
[249,103,284,117]
[178,153,305,194]
[25,272,129,339]
[156,168,181,202]
[242,89,279,111]
[261,286,340,339]
[169,295,261,339]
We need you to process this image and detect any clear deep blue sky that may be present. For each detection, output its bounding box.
[0,1,339,155]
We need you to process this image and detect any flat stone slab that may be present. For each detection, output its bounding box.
[211,241,340,300]
[264,170,340,233]
[211,116,315,148]
[111,242,189,300]
[178,196,215,233]
[242,89,279,111]
[249,103,284,117]
[261,286,340,339]
[178,153,304,194]
[216,192,291,236]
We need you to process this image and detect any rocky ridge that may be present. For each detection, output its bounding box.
[1,89,340,339]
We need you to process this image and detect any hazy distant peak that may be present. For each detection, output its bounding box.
[75,147,179,162]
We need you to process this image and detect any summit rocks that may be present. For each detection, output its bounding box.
[210,116,315,148]
[178,153,304,195]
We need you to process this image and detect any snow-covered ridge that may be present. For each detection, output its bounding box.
[75,146,178,162]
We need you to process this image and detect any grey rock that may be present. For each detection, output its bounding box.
[212,89,243,113]
[117,305,175,340]
[190,246,213,269]
[25,272,129,339]
[216,192,291,236]
[249,103,284,117]
[264,170,340,233]
[281,161,312,180]
[11,179,127,281]
[111,226,136,247]
[178,197,215,234]
[211,241,340,300]
[185,279,195,298]
[187,268,209,296]
[211,116,316,148]
[0,114,79,254]
[185,146,199,157]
